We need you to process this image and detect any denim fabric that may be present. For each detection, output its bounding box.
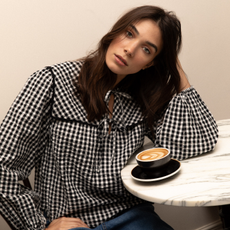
[71,202,173,230]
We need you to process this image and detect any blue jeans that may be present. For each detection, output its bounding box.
[71,202,173,230]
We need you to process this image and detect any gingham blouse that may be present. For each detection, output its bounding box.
[0,61,218,229]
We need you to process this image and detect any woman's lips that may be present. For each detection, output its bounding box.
[114,54,128,66]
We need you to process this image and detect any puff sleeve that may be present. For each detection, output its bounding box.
[0,67,53,230]
[149,86,218,160]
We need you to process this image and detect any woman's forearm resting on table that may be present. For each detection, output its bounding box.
[151,87,218,160]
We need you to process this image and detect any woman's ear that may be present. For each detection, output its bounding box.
[142,61,154,70]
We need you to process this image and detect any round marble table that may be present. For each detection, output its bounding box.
[121,119,230,207]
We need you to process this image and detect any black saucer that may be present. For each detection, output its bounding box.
[131,159,181,182]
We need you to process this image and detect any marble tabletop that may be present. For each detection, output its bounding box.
[121,119,230,207]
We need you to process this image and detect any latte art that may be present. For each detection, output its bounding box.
[137,149,168,161]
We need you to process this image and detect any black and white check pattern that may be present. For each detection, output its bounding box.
[0,61,218,229]
[153,87,219,160]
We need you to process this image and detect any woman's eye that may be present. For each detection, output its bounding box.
[126,31,133,38]
[143,47,150,54]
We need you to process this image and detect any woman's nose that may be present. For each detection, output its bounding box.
[124,41,137,57]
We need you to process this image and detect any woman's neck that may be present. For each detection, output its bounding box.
[113,74,126,89]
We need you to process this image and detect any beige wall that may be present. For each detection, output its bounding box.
[1,0,229,229]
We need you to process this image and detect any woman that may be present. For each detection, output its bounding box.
[0,5,218,230]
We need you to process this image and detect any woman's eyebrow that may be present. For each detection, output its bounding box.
[130,24,139,35]
[130,24,158,53]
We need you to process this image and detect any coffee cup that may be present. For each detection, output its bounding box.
[136,147,170,169]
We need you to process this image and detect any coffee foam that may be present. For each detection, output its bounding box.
[137,149,168,161]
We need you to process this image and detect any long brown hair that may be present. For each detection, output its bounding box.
[77,5,182,130]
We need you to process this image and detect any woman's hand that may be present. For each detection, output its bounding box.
[45,217,90,230]
[177,58,191,92]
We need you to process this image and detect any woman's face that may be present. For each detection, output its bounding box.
[105,19,163,83]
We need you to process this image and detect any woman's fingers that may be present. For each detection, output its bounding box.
[45,217,90,230]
